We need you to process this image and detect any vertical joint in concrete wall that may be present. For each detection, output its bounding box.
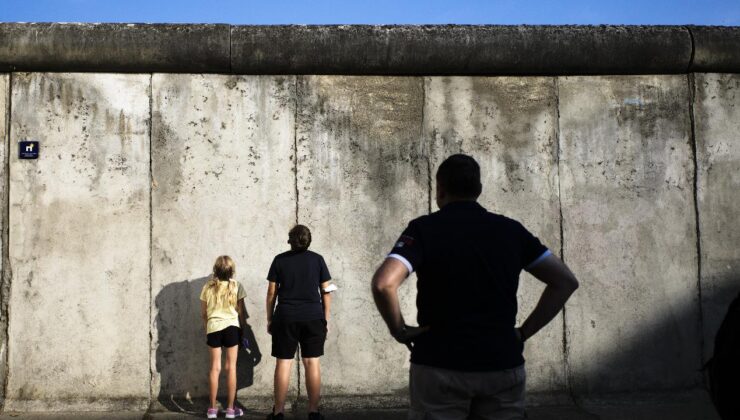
[293,77,299,225]
[421,78,432,214]
[553,76,574,402]
[147,73,154,405]
[228,27,233,74]
[685,26,697,73]
[1,72,12,409]
[292,76,302,409]
[687,73,705,371]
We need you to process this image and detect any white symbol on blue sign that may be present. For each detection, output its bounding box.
[19,141,40,160]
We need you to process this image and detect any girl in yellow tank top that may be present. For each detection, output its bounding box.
[199,255,247,419]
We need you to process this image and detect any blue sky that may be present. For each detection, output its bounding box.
[1,0,738,25]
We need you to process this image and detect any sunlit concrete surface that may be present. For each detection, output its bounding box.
[150,74,297,407]
[6,73,151,411]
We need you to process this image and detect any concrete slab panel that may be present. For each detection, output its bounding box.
[424,76,565,394]
[295,76,426,395]
[0,73,8,399]
[151,75,296,408]
[6,73,150,410]
[693,73,740,358]
[559,76,700,393]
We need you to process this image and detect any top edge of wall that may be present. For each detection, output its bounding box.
[0,23,738,75]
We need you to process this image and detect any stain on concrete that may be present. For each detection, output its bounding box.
[296,75,426,395]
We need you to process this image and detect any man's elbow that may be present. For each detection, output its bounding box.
[371,272,395,295]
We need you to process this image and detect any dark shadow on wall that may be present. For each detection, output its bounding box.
[571,275,740,401]
[154,276,262,416]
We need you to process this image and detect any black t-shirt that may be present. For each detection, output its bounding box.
[388,201,550,372]
[267,250,332,322]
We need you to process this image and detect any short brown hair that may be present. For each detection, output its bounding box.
[289,225,312,251]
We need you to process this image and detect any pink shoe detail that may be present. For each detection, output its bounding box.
[207,407,218,419]
[225,407,243,418]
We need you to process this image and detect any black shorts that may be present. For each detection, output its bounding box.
[207,325,240,348]
[271,319,327,359]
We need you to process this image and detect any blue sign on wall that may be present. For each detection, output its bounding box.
[19,141,39,159]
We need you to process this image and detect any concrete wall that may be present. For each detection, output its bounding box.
[0,73,8,399]
[693,73,740,358]
[296,76,426,398]
[150,74,297,411]
[559,76,701,394]
[0,71,738,411]
[5,73,151,410]
[424,77,564,396]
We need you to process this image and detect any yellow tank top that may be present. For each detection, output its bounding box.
[199,280,247,334]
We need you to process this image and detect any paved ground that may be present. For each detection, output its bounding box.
[0,404,721,420]
[0,392,722,420]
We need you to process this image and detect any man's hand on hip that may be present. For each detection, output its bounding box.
[392,324,430,350]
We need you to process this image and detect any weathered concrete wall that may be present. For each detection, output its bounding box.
[295,76,427,397]
[559,76,701,394]
[0,74,8,404]
[424,77,565,397]
[151,74,297,408]
[0,70,737,411]
[693,73,740,358]
[6,73,151,410]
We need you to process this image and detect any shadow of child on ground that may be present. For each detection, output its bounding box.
[154,276,263,416]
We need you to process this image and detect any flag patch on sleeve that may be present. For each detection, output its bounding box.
[395,235,415,248]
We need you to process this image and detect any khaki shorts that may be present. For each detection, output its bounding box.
[409,363,526,420]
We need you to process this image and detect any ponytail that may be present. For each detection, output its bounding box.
[206,255,238,308]
[205,275,238,308]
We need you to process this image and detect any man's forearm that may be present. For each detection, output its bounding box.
[372,288,405,336]
[519,284,576,341]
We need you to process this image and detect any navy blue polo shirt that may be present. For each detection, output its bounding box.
[388,201,550,371]
[267,250,332,322]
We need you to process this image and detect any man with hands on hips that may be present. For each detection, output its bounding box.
[372,154,579,420]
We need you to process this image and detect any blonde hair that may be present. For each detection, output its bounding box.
[206,255,238,308]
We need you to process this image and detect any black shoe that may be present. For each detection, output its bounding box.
[266,411,284,420]
[308,412,325,420]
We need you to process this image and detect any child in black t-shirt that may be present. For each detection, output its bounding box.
[266,225,335,420]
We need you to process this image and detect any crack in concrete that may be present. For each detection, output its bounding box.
[685,26,696,74]
[147,73,155,406]
[553,76,576,404]
[687,73,705,373]
[292,76,302,409]
[421,77,432,214]
[228,27,233,74]
[293,77,300,226]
